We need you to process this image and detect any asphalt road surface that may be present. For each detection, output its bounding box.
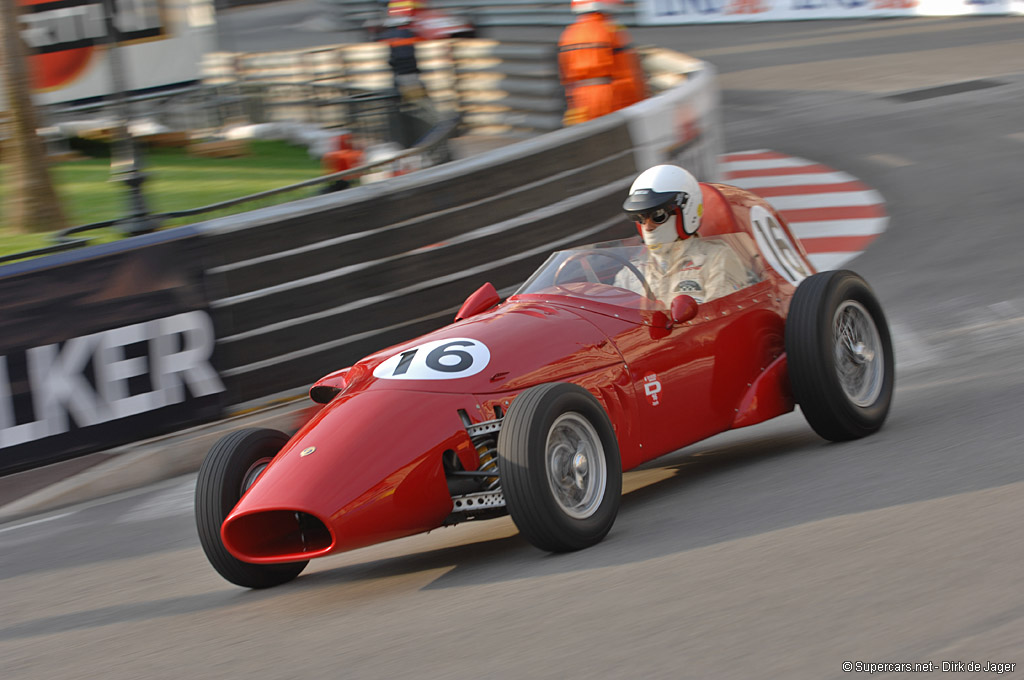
[2,14,1023,680]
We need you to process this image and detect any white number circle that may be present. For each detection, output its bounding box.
[750,205,811,286]
[373,337,491,380]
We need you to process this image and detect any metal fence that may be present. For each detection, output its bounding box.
[2,86,457,266]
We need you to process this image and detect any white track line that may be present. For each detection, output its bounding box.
[764,191,883,210]
[723,172,857,188]
[718,157,826,172]
[789,217,889,238]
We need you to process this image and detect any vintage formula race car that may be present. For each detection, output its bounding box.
[195,182,895,588]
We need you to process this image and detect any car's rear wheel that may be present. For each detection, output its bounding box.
[497,383,622,552]
[195,428,308,588]
[786,270,894,441]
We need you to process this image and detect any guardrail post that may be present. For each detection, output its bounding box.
[101,0,158,236]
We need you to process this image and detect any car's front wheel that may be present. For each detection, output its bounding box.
[786,270,895,441]
[195,428,308,588]
[497,383,622,552]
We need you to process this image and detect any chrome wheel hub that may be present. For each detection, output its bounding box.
[546,413,606,519]
[241,459,271,494]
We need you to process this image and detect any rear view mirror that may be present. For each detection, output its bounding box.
[671,295,698,324]
[455,282,500,321]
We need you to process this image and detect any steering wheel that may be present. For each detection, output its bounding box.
[552,250,656,300]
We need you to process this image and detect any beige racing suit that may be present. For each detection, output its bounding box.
[614,237,748,305]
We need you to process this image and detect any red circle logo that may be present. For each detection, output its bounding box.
[20,0,98,91]
[30,48,96,91]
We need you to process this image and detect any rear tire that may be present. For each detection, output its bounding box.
[786,270,894,441]
[497,383,622,552]
[195,428,308,589]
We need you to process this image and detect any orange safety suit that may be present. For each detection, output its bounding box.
[321,134,365,192]
[558,12,645,125]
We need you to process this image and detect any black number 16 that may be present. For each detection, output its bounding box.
[392,341,476,376]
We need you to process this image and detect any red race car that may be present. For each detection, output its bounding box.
[195,182,895,588]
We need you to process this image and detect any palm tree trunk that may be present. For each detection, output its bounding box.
[1,0,68,234]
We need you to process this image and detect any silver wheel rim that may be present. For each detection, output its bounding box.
[241,459,272,494]
[833,300,884,407]
[545,412,606,519]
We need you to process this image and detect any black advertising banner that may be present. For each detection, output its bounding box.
[0,229,225,475]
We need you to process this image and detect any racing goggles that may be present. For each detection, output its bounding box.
[627,206,674,226]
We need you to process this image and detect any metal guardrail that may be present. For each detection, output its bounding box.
[0,108,459,266]
[154,113,458,221]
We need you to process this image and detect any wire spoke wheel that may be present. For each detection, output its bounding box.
[832,300,884,407]
[786,270,895,441]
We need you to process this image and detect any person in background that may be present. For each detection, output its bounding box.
[558,0,646,125]
[379,0,426,99]
[319,131,364,193]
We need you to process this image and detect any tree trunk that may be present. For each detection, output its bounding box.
[0,0,68,234]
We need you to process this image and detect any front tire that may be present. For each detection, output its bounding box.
[195,428,308,588]
[497,383,622,552]
[786,270,894,441]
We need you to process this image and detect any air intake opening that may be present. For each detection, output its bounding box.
[224,510,333,559]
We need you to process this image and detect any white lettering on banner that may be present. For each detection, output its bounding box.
[97,322,152,419]
[0,311,224,449]
[29,335,108,440]
[640,0,1022,22]
[651,0,725,14]
[151,311,224,406]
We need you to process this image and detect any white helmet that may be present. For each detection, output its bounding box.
[571,0,622,14]
[622,165,703,245]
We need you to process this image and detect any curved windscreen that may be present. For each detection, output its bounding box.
[514,236,764,309]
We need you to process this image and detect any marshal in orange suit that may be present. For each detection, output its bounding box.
[557,0,646,125]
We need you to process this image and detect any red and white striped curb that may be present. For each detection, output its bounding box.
[719,150,889,272]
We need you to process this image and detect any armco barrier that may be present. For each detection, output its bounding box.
[201,119,639,402]
[0,59,720,472]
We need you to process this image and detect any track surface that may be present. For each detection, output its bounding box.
[2,13,1023,680]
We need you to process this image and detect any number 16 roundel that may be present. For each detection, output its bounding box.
[373,338,491,381]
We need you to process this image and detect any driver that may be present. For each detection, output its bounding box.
[615,164,747,305]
